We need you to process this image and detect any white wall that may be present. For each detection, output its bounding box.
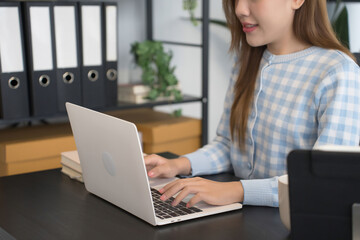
[117,0,146,84]
[117,0,233,142]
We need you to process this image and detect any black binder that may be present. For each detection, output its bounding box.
[0,2,30,120]
[53,2,82,112]
[287,149,360,240]
[78,2,105,109]
[103,2,118,107]
[23,1,58,117]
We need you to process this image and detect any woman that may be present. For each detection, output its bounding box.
[145,0,360,207]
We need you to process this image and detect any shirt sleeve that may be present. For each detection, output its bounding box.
[240,57,360,208]
[241,177,279,207]
[314,58,360,147]
[183,69,237,176]
[184,65,280,207]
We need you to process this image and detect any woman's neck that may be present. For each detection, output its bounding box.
[267,33,310,55]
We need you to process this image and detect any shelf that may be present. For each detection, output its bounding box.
[0,0,210,145]
[113,94,203,110]
[0,94,203,126]
[157,40,203,48]
[146,0,210,145]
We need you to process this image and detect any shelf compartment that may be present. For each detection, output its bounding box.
[0,94,203,126]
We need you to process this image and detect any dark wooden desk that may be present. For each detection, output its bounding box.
[0,169,290,240]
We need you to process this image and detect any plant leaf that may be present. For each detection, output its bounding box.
[332,6,349,48]
[130,40,182,102]
[173,89,183,101]
[173,109,182,117]
[148,89,159,100]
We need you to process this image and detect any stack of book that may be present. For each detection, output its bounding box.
[60,150,83,183]
[117,84,180,104]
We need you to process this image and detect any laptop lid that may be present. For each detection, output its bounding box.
[287,148,360,240]
[66,102,157,225]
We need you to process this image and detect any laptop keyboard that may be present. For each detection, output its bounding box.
[151,188,202,219]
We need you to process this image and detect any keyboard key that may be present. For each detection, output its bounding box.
[150,187,202,219]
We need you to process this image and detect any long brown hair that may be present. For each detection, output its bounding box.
[223,0,355,150]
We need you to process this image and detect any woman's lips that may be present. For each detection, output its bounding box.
[242,23,258,33]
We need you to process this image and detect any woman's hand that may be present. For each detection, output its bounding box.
[144,154,191,178]
[158,177,244,208]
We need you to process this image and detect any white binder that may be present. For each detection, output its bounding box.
[24,2,58,116]
[53,2,82,112]
[79,3,105,108]
[104,3,118,106]
[0,7,23,73]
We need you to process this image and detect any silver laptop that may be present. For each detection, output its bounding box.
[66,102,242,226]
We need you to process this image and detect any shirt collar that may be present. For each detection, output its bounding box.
[263,46,319,64]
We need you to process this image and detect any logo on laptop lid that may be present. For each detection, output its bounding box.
[102,152,116,176]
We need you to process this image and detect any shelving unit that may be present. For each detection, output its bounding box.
[0,0,210,145]
[146,0,209,145]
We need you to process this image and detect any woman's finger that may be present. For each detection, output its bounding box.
[144,154,162,167]
[186,193,203,208]
[171,185,200,206]
[148,165,168,178]
[160,178,201,201]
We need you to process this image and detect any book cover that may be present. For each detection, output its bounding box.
[117,84,152,95]
[118,93,175,104]
[117,83,180,95]
[60,150,82,173]
[61,165,83,182]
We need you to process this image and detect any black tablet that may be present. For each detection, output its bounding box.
[287,149,360,240]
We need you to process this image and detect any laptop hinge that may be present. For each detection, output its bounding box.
[353,203,360,240]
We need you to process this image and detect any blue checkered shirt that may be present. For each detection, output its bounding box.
[185,46,360,207]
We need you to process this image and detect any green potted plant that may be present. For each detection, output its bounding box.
[130,40,182,102]
[183,0,199,26]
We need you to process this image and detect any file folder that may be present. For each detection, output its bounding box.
[0,2,30,120]
[23,2,58,117]
[79,2,105,109]
[53,2,82,112]
[103,2,118,107]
